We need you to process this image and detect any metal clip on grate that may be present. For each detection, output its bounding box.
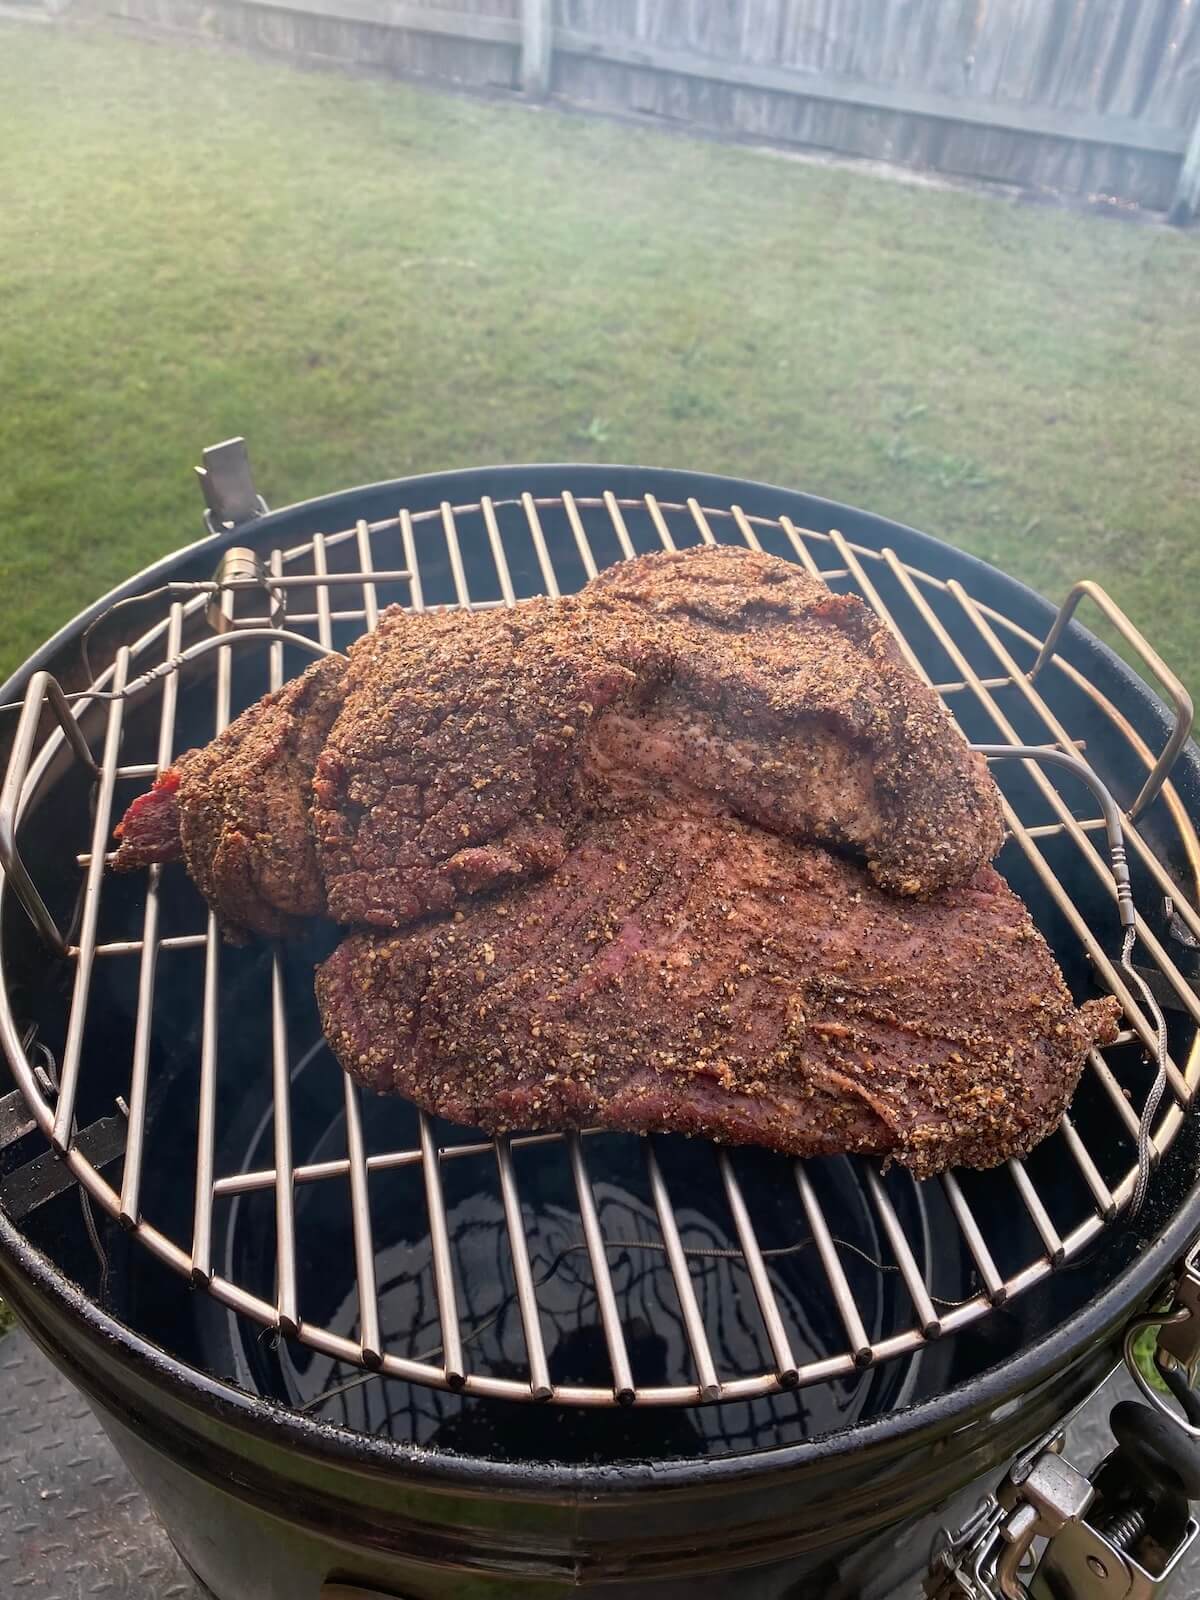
[0,489,1196,1409]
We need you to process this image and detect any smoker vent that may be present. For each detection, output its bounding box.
[1,488,1197,1409]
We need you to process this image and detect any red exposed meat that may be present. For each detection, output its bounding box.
[112,768,184,869]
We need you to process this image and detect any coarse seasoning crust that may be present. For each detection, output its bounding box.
[310,545,1004,930]
[586,546,1005,896]
[316,807,1119,1178]
[311,596,674,927]
[114,653,348,940]
[113,545,1003,934]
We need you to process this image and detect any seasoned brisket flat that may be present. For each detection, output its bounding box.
[316,808,1118,1177]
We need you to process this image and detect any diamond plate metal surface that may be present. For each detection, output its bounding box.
[2,1322,1199,1598]
[0,1327,201,1598]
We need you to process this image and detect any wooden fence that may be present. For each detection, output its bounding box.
[108,0,1200,220]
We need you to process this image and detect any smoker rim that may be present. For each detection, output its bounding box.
[2,461,1199,1488]
[1,1163,1197,1495]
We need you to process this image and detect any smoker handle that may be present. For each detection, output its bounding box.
[0,670,99,954]
[0,630,336,954]
[1030,580,1194,823]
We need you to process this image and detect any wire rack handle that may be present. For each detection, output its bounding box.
[972,744,1168,1216]
[1030,581,1194,823]
[0,634,335,954]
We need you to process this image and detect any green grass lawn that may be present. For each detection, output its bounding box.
[1,24,1198,688]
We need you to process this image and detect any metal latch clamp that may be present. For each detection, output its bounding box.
[926,1240,1200,1600]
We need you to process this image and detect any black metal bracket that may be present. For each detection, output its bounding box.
[0,1113,127,1224]
[195,437,268,533]
[0,1087,35,1154]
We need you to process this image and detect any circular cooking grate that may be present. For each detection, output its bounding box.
[1,485,1197,1408]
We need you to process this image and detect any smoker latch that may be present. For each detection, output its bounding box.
[1029,1444,1198,1598]
[926,1428,1199,1598]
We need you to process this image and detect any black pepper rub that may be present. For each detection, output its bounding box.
[316,807,1118,1178]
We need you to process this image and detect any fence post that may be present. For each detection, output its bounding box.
[1177,99,1200,225]
[521,0,553,97]
[1170,104,1200,225]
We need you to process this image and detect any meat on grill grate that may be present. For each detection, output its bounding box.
[584,547,1004,896]
[114,654,347,939]
[316,807,1119,1177]
[311,594,673,926]
[113,547,1003,934]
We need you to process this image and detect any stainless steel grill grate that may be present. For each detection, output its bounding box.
[1,488,1197,1409]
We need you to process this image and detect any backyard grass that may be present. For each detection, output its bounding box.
[1,24,1199,687]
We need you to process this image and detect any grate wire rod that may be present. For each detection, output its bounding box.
[563,490,601,580]
[190,583,236,1281]
[440,502,472,609]
[1088,1047,1144,1140]
[686,498,718,545]
[356,519,380,632]
[52,650,130,1152]
[602,490,637,561]
[481,496,518,606]
[118,604,182,1226]
[729,505,765,552]
[644,1142,721,1401]
[264,562,301,1336]
[941,1172,1005,1304]
[522,492,561,599]
[644,493,677,551]
[1060,1113,1116,1220]
[717,1150,799,1387]
[311,529,383,1366]
[567,1133,636,1403]
[415,1114,464,1387]
[863,1166,941,1338]
[778,514,825,578]
[794,1163,873,1366]
[1008,1158,1064,1267]
[494,1137,553,1401]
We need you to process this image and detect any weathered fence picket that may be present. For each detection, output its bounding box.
[105,0,1200,216]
